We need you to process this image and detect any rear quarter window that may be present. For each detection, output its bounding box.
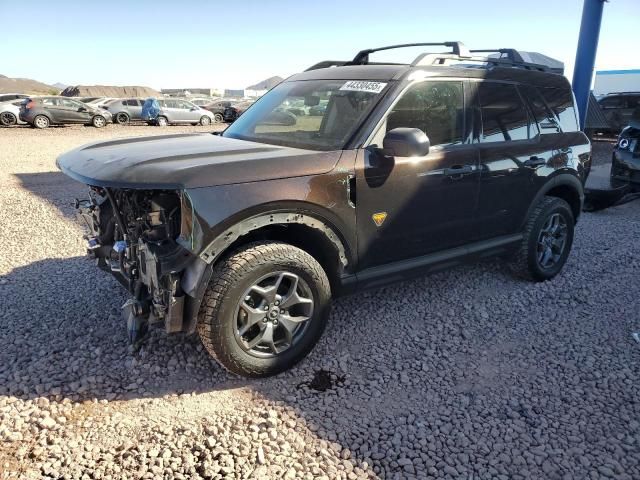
[540,87,579,132]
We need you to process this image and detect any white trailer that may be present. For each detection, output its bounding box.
[594,69,640,96]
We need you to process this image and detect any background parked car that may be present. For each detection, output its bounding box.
[598,92,640,133]
[203,99,235,123]
[20,97,112,129]
[0,93,29,103]
[222,101,254,122]
[105,98,145,124]
[0,100,27,126]
[153,98,214,126]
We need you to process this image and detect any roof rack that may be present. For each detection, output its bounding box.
[306,41,563,74]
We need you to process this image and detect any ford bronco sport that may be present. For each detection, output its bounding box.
[57,42,591,377]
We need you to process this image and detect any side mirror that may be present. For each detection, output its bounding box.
[382,128,430,157]
[78,107,87,112]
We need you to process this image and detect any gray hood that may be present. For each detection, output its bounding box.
[56,133,341,189]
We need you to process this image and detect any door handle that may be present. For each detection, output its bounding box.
[444,165,474,178]
[524,156,547,168]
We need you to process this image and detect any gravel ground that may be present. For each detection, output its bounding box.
[0,127,639,479]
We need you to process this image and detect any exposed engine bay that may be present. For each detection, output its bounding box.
[76,187,193,344]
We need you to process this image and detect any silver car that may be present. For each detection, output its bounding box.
[105,98,145,124]
[155,99,215,126]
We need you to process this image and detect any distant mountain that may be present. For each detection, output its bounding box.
[52,82,68,90]
[246,76,283,90]
[0,74,58,94]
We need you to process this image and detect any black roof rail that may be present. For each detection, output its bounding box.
[305,42,562,75]
[305,60,348,71]
[350,42,469,65]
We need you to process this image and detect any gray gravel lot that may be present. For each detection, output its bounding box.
[0,126,639,479]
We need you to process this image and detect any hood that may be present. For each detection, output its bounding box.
[56,133,341,189]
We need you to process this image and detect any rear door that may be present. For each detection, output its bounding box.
[472,81,545,239]
[41,98,66,122]
[163,99,180,123]
[127,99,143,120]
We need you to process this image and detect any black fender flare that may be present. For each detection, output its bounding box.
[179,210,350,333]
[521,173,584,229]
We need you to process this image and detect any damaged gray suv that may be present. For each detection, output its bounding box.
[58,42,590,377]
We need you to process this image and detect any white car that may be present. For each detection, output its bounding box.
[0,100,26,126]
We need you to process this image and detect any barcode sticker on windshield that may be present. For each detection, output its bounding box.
[339,81,387,94]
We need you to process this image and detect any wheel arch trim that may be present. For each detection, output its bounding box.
[180,210,350,333]
[199,210,349,269]
[522,173,584,228]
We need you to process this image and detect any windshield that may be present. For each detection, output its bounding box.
[222,80,388,150]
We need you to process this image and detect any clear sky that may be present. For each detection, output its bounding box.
[1,0,639,90]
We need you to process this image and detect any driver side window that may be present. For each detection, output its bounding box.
[386,81,464,147]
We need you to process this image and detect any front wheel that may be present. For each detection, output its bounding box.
[213,113,223,123]
[511,197,574,281]
[197,241,331,377]
[156,116,168,127]
[200,115,212,126]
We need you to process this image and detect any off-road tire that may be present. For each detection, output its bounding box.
[92,115,106,128]
[115,112,130,125]
[33,115,50,129]
[511,196,574,281]
[197,241,331,377]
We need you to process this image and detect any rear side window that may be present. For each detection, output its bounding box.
[478,83,531,142]
[540,87,578,132]
[519,85,559,134]
[386,80,464,147]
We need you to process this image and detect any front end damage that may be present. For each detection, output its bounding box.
[76,187,200,344]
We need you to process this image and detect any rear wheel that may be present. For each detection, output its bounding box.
[156,116,168,127]
[511,197,574,281]
[0,111,17,126]
[92,115,106,128]
[114,112,129,125]
[33,115,49,129]
[197,241,331,377]
[213,113,223,123]
[200,115,212,126]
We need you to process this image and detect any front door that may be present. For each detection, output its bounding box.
[355,79,480,270]
[59,98,91,123]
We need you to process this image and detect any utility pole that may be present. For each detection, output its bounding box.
[572,0,607,130]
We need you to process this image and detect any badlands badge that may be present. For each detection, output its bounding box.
[372,212,388,227]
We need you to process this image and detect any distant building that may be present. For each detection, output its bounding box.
[161,88,221,97]
[594,70,640,96]
[224,89,245,98]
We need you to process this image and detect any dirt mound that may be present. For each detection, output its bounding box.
[61,85,160,98]
[0,75,58,94]
[246,76,283,90]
